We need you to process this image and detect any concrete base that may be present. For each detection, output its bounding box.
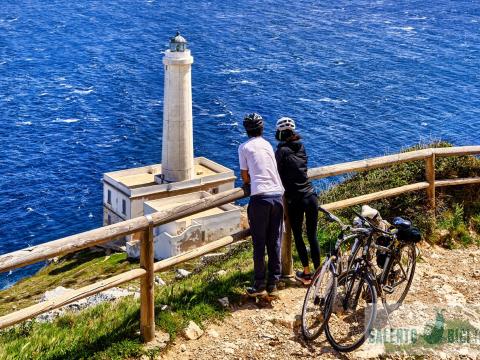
[126,191,242,260]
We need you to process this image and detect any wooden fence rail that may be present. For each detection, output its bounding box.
[0,145,479,342]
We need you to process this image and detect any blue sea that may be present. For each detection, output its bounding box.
[1,0,480,288]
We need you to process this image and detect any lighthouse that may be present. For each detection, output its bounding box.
[102,32,242,258]
[161,32,194,182]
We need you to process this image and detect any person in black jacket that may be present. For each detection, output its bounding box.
[275,117,319,284]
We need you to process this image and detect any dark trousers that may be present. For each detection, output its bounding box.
[247,194,284,288]
[287,193,320,269]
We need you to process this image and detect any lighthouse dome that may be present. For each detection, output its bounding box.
[170,32,188,52]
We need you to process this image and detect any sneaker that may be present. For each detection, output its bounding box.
[295,270,312,285]
[246,285,266,297]
[266,284,279,297]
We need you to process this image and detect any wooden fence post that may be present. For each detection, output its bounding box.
[425,152,436,211]
[281,199,294,279]
[140,216,155,343]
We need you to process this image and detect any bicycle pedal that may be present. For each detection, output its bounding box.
[382,285,394,294]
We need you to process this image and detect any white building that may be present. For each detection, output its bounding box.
[102,33,242,255]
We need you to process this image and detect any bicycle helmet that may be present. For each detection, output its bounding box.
[276,117,296,131]
[243,113,264,131]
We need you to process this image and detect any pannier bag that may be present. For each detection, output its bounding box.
[393,217,422,243]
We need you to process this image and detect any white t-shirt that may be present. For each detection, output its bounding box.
[238,137,285,196]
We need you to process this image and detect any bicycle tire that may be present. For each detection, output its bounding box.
[384,242,416,310]
[325,270,377,352]
[301,259,337,340]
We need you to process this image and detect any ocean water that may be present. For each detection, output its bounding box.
[1,0,479,288]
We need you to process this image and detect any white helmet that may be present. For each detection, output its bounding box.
[276,117,296,131]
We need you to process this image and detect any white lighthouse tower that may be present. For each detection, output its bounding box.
[161,32,194,182]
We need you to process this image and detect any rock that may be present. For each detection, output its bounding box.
[37,286,134,323]
[183,320,204,340]
[155,276,166,286]
[473,269,480,279]
[224,347,235,355]
[207,329,219,338]
[201,253,225,264]
[143,330,170,351]
[176,268,192,279]
[46,256,59,265]
[218,297,229,308]
[268,314,301,329]
[41,286,74,302]
[180,344,187,352]
[216,270,227,276]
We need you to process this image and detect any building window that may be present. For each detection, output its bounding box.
[122,199,127,215]
[107,190,112,205]
[212,187,219,195]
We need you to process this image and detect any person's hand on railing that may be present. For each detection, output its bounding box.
[241,183,251,197]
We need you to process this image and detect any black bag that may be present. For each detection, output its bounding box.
[393,217,422,243]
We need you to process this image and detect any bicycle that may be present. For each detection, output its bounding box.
[300,207,372,341]
[324,211,417,352]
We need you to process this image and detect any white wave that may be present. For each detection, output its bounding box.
[391,26,415,32]
[96,143,112,148]
[26,207,34,212]
[318,97,348,104]
[72,88,94,95]
[218,121,238,126]
[88,212,93,218]
[239,80,257,85]
[60,83,73,89]
[211,113,227,118]
[299,98,314,102]
[53,118,80,123]
[39,92,48,97]
[421,122,428,126]
[16,121,32,126]
[220,68,256,74]
[409,16,427,20]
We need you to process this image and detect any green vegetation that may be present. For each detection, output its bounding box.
[1,141,479,359]
[317,141,480,248]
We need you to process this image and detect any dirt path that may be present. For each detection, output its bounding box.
[159,244,480,359]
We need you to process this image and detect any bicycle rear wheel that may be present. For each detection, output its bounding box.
[301,259,336,340]
[325,269,377,352]
[384,242,416,310]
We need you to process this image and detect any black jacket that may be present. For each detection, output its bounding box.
[275,141,315,201]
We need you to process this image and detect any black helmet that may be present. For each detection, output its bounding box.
[243,113,264,131]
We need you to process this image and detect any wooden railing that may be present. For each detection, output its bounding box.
[0,145,479,342]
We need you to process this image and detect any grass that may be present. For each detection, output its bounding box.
[0,242,256,360]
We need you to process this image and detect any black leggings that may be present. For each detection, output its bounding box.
[287,193,320,269]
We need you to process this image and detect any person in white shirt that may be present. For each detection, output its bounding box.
[238,113,284,297]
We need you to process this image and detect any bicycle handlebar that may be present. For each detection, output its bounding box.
[318,206,349,231]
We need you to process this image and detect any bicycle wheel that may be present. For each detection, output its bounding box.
[384,242,416,310]
[325,269,377,352]
[301,259,337,340]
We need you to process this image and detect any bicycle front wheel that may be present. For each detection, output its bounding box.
[325,270,377,352]
[301,259,337,340]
